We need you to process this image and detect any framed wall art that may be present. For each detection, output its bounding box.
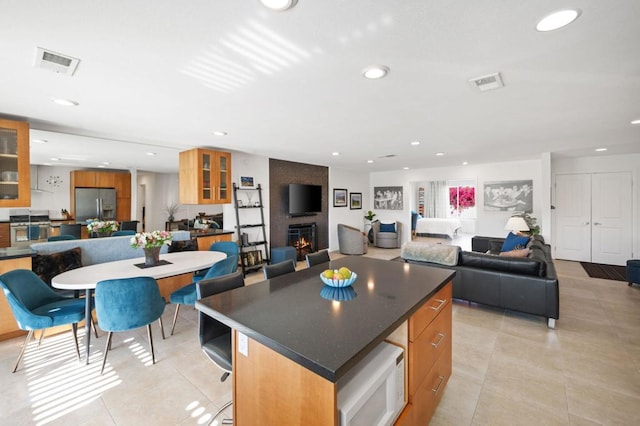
[483,180,533,212]
[333,188,347,207]
[240,176,254,188]
[373,186,403,210]
[350,192,362,210]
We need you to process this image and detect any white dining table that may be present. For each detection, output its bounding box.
[52,250,226,364]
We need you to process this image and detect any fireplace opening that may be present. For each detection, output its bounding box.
[287,223,317,261]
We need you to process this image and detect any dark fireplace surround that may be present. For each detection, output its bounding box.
[269,159,328,254]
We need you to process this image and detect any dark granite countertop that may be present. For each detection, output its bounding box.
[196,256,455,382]
[189,229,234,238]
[0,247,35,260]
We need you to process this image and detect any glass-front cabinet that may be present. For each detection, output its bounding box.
[179,148,231,204]
[0,119,30,207]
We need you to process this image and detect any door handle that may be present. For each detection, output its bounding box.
[582,222,589,226]
[593,222,601,226]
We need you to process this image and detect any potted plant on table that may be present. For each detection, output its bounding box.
[130,230,173,267]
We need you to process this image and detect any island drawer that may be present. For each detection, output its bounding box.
[408,301,452,397]
[409,282,451,342]
[411,337,452,424]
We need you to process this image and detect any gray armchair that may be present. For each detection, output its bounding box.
[337,224,368,255]
[372,220,402,248]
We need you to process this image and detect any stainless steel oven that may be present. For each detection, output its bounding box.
[9,209,50,247]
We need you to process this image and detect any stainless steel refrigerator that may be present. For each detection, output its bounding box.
[75,188,117,222]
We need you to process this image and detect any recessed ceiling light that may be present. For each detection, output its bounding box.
[259,0,297,11]
[332,152,340,156]
[32,139,47,143]
[403,167,409,170]
[146,152,157,156]
[435,152,445,156]
[102,161,111,165]
[363,65,390,79]
[536,9,581,32]
[410,141,420,146]
[631,119,640,125]
[367,160,374,163]
[50,157,60,161]
[462,161,469,165]
[213,131,227,136]
[52,98,79,107]
[98,165,106,168]
[595,148,607,152]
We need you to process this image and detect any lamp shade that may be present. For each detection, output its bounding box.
[505,217,529,232]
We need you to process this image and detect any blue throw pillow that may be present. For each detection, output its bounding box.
[501,232,530,252]
[379,222,396,233]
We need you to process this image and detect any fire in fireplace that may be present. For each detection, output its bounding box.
[287,223,317,261]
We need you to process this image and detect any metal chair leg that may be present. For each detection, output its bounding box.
[91,315,99,339]
[170,304,180,336]
[100,332,113,375]
[13,330,34,373]
[209,400,233,425]
[147,324,155,364]
[159,316,165,340]
[37,329,45,346]
[71,323,81,362]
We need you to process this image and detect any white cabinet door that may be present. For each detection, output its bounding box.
[591,172,632,265]
[555,174,592,262]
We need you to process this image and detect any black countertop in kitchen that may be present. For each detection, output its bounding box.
[196,256,455,382]
[0,247,35,260]
[189,229,234,238]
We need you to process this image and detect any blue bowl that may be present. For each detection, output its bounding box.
[319,271,357,288]
[320,285,357,301]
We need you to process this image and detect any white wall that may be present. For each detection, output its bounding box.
[328,168,370,251]
[370,158,546,244]
[552,153,640,258]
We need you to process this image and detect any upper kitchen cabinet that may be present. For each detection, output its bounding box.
[0,119,30,207]
[179,148,231,204]
[71,170,115,188]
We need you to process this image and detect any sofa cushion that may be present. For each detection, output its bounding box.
[401,242,460,266]
[32,247,82,286]
[501,232,530,252]
[459,251,544,276]
[499,248,530,258]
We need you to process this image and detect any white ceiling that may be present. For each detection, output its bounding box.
[1,1,639,174]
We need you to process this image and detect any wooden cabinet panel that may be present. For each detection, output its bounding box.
[0,119,30,207]
[409,283,451,342]
[179,148,231,204]
[0,223,10,248]
[0,256,32,340]
[196,233,233,251]
[114,172,131,196]
[411,339,452,424]
[71,170,97,187]
[95,172,115,188]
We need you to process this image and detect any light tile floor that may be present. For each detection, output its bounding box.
[1,233,639,425]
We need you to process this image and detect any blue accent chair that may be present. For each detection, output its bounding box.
[110,230,136,237]
[196,270,245,424]
[628,259,640,286]
[59,223,82,239]
[48,234,77,241]
[94,276,166,374]
[305,250,330,267]
[0,269,86,373]
[169,255,237,335]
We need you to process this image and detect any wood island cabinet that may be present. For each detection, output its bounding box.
[179,148,231,204]
[0,119,30,207]
[0,223,10,248]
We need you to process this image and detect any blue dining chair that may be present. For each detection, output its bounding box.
[169,255,237,336]
[192,241,239,279]
[110,230,136,237]
[94,276,166,374]
[0,269,87,373]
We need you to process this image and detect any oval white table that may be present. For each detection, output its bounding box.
[52,251,226,363]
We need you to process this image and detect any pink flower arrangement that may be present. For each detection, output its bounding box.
[449,186,476,214]
[130,230,173,248]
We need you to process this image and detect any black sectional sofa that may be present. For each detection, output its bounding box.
[402,235,559,328]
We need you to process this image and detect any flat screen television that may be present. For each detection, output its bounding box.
[288,183,322,215]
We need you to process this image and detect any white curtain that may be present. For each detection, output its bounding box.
[425,181,449,218]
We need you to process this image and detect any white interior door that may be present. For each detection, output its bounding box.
[591,172,632,265]
[555,174,592,262]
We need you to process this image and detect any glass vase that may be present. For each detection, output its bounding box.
[143,246,161,267]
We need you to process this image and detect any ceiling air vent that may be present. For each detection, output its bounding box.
[35,47,80,76]
[378,154,396,158]
[468,72,504,92]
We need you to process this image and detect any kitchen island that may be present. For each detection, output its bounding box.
[196,256,454,424]
[189,228,234,249]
